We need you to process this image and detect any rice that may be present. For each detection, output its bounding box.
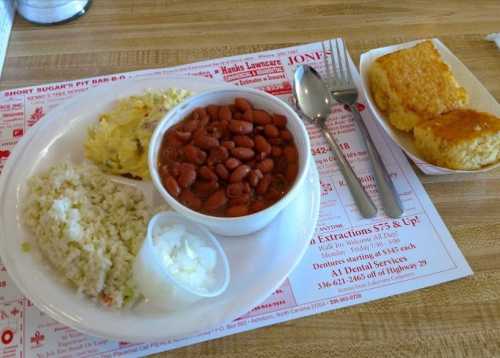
[23,161,154,308]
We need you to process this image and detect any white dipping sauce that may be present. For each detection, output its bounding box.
[133,211,229,310]
[153,223,217,293]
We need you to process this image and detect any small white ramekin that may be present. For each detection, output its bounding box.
[149,87,311,236]
[133,211,230,309]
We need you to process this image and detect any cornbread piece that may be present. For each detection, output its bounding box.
[369,40,468,132]
[414,109,500,170]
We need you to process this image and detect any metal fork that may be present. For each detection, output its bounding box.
[322,39,403,218]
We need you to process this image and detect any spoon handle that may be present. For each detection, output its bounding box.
[320,123,377,218]
[350,106,404,218]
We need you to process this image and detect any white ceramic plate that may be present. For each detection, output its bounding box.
[0,76,321,342]
[360,38,500,174]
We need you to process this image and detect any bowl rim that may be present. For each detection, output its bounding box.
[148,87,311,222]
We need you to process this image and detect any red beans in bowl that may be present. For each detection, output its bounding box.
[158,98,298,217]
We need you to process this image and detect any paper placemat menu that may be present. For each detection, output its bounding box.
[0,39,472,358]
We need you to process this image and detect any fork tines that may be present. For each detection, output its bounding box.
[321,38,353,89]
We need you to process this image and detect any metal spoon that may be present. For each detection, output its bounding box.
[292,64,377,218]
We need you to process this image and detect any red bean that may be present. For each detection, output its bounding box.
[193,180,219,196]
[234,135,254,148]
[179,189,202,210]
[180,162,196,171]
[204,189,227,211]
[256,174,272,194]
[184,145,206,165]
[229,164,251,183]
[207,121,227,139]
[194,110,209,126]
[256,152,267,161]
[194,133,220,150]
[215,163,229,180]
[242,109,254,123]
[193,127,205,140]
[178,166,197,188]
[229,120,253,134]
[229,193,251,206]
[208,146,229,164]
[199,166,217,181]
[264,124,280,138]
[159,145,183,163]
[159,164,170,178]
[253,110,272,125]
[199,115,210,127]
[222,140,235,150]
[183,119,199,132]
[254,135,272,155]
[235,98,252,112]
[194,107,208,118]
[164,176,181,197]
[218,106,232,122]
[257,158,274,173]
[175,130,191,142]
[226,205,249,217]
[231,147,255,160]
[226,182,245,198]
[248,169,263,187]
[225,157,241,170]
[168,162,181,177]
[272,114,287,128]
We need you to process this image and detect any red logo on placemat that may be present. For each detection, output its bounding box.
[30,330,45,347]
[29,107,45,126]
[263,81,292,95]
[12,128,23,137]
[343,103,366,112]
[356,103,366,112]
[1,329,14,345]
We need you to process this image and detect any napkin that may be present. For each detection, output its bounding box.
[486,33,500,49]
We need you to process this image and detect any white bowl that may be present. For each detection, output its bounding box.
[149,88,311,236]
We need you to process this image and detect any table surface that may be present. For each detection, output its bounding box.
[2,1,500,357]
